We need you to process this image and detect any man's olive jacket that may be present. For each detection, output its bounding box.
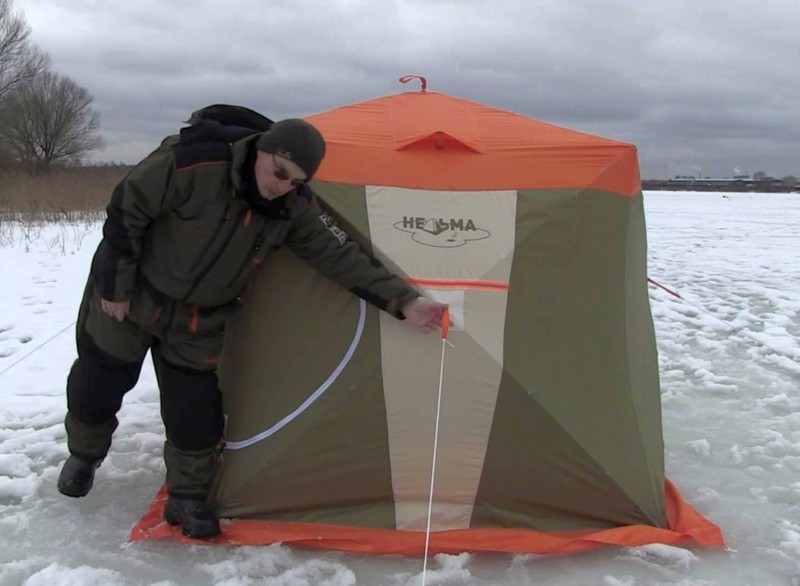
[91,129,418,318]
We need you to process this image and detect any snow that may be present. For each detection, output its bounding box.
[1,191,799,585]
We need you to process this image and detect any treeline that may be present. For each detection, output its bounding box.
[0,0,102,174]
[643,176,800,193]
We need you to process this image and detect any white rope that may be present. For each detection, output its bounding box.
[676,295,797,360]
[0,321,76,379]
[648,279,798,362]
[421,334,449,586]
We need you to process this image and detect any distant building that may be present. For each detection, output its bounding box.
[642,176,797,193]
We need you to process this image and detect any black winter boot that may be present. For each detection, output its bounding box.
[57,455,102,497]
[164,496,220,538]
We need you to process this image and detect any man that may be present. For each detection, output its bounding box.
[57,106,446,539]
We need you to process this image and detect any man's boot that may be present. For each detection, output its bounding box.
[163,496,220,538]
[57,455,102,497]
[163,441,221,538]
[59,412,116,497]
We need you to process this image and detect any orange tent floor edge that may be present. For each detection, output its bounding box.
[129,479,725,556]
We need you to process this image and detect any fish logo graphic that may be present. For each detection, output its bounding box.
[393,216,491,248]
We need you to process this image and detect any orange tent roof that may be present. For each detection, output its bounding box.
[306,90,641,196]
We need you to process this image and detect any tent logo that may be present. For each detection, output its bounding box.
[393,216,491,248]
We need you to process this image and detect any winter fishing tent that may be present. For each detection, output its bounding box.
[132,81,724,554]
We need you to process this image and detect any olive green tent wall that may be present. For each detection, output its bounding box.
[213,184,664,532]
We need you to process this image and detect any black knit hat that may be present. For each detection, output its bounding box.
[256,119,326,179]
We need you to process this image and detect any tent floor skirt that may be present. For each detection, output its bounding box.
[129,479,725,556]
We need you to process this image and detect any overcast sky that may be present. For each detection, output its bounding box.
[13,0,800,178]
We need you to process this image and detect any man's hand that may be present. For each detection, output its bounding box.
[401,297,448,334]
[100,299,130,322]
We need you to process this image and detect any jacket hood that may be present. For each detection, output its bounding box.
[179,119,260,147]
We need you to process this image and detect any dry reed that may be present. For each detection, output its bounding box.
[0,165,130,251]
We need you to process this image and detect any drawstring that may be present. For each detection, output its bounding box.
[421,309,451,585]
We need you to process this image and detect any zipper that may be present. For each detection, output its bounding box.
[186,202,233,274]
[225,230,265,289]
[183,198,241,302]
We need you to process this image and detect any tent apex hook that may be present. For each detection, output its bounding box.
[399,75,427,92]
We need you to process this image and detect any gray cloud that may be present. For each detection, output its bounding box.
[14,0,800,178]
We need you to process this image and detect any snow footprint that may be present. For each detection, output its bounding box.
[0,327,33,357]
[23,298,53,306]
[32,276,57,286]
[0,325,17,357]
[0,453,36,505]
[22,297,53,314]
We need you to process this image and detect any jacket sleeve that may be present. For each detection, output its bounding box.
[284,196,420,319]
[91,146,182,301]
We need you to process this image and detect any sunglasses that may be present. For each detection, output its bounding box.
[272,154,306,188]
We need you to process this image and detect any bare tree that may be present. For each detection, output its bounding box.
[0,0,48,102]
[0,71,104,171]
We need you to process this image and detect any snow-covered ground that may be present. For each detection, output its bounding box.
[0,191,798,586]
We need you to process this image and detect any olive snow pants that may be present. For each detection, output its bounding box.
[65,279,238,498]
